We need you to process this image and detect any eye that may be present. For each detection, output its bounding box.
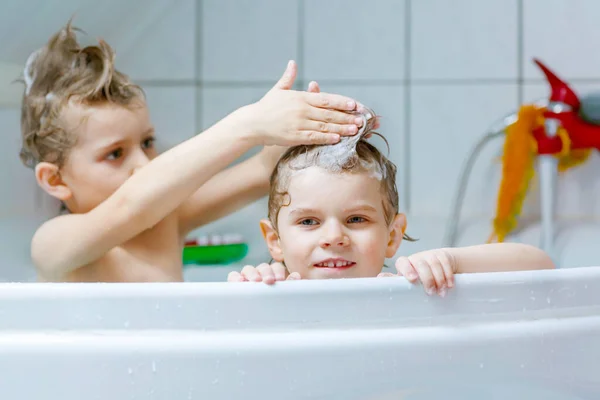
[299,218,319,226]
[106,148,123,160]
[142,137,155,149]
[348,216,367,224]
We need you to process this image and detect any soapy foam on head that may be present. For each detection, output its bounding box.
[287,108,386,180]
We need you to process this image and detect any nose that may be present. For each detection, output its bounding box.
[319,221,350,248]
[129,150,150,176]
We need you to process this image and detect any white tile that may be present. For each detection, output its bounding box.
[142,86,197,151]
[116,0,196,81]
[0,108,39,217]
[201,0,298,82]
[524,0,600,79]
[409,84,519,219]
[200,86,271,162]
[522,83,600,218]
[411,0,518,80]
[314,84,407,208]
[303,0,405,81]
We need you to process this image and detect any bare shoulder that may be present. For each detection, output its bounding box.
[31,214,84,271]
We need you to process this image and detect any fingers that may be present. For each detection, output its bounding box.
[307,108,364,128]
[227,271,246,282]
[411,259,437,296]
[307,81,320,93]
[437,252,455,288]
[271,262,288,281]
[234,263,292,285]
[295,131,341,145]
[377,272,396,278]
[240,265,263,283]
[427,257,448,297]
[300,120,358,137]
[273,60,298,90]
[256,263,277,285]
[286,272,302,280]
[395,257,419,283]
[304,91,357,111]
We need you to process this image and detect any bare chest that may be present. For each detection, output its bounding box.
[66,215,184,282]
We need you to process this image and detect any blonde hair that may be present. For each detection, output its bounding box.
[268,108,415,241]
[19,20,143,169]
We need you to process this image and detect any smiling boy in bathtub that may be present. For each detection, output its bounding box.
[227,107,555,296]
[20,22,367,282]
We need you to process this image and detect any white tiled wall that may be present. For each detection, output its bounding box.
[1,0,600,281]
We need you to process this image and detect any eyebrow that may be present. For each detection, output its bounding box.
[343,205,378,213]
[288,205,378,217]
[288,208,318,217]
[96,127,155,150]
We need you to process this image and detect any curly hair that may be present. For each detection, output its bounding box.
[19,20,143,169]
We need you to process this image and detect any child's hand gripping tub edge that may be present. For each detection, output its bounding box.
[25,24,364,281]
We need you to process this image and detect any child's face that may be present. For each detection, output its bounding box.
[261,166,406,279]
[37,101,157,213]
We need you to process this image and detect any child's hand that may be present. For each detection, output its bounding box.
[378,249,456,297]
[227,262,301,285]
[245,60,363,147]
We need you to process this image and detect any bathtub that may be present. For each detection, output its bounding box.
[0,267,598,399]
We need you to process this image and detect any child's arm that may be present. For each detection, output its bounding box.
[177,146,280,233]
[31,62,361,280]
[383,243,554,296]
[449,243,555,273]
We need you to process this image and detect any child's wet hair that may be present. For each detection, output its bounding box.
[19,19,143,169]
[268,107,416,242]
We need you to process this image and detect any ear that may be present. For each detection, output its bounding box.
[34,162,72,202]
[259,219,285,262]
[385,213,407,258]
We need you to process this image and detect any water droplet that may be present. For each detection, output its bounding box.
[520,364,525,369]
[152,361,157,373]
[388,296,393,300]
[479,363,484,369]
[584,284,588,289]
[124,321,130,328]
[212,378,219,385]
[177,304,182,309]
[214,309,219,315]
[238,370,246,376]
[546,297,551,304]
[236,320,241,325]
[388,287,392,293]
[530,297,536,301]
[127,367,133,375]
[155,304,160,310]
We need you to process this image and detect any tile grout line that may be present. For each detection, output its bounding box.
[517,0,524,105]
[136,77,600,89]
[403,0,412,214]
[296,0,305,90]
[194,0,203,133]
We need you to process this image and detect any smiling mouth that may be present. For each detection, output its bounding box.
[313,259,356,268]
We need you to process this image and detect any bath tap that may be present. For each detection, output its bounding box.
[445,58,600,261]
